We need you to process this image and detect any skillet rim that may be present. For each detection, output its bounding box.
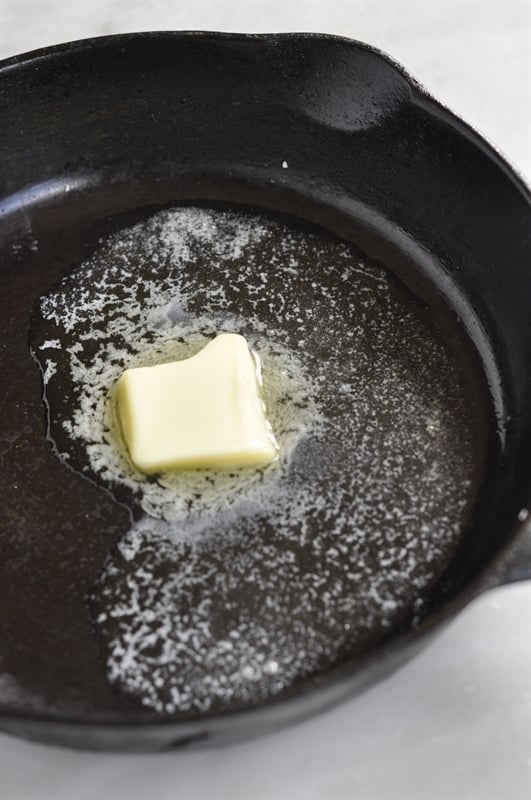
[1,29,530,200]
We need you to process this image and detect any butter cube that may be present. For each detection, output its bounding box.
[116,334,278,473]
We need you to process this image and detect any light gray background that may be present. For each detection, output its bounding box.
[0,2,530,799]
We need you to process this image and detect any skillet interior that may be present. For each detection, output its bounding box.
[1,33,531,748]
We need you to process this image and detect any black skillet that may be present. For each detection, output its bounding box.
[0,32,530,751]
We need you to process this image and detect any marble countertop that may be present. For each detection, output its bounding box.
[1,2,530,799]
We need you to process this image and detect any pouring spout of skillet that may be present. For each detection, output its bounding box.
[0,32,530,751]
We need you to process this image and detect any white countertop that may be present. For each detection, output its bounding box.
[1,2,530,799]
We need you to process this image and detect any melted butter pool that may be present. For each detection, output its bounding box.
[31,206,486,715]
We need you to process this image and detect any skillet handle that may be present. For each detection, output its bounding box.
[492,518,531,586]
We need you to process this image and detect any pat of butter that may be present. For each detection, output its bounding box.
[116,333,278,473]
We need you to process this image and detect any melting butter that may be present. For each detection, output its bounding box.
[116,333,278,473]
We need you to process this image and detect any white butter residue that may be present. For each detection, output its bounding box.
[37,213,321,520]
[32,206,480,716]
[42,359,57,385]
[39,339,61,350]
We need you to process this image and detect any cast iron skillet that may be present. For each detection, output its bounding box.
[0,32,530,752]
